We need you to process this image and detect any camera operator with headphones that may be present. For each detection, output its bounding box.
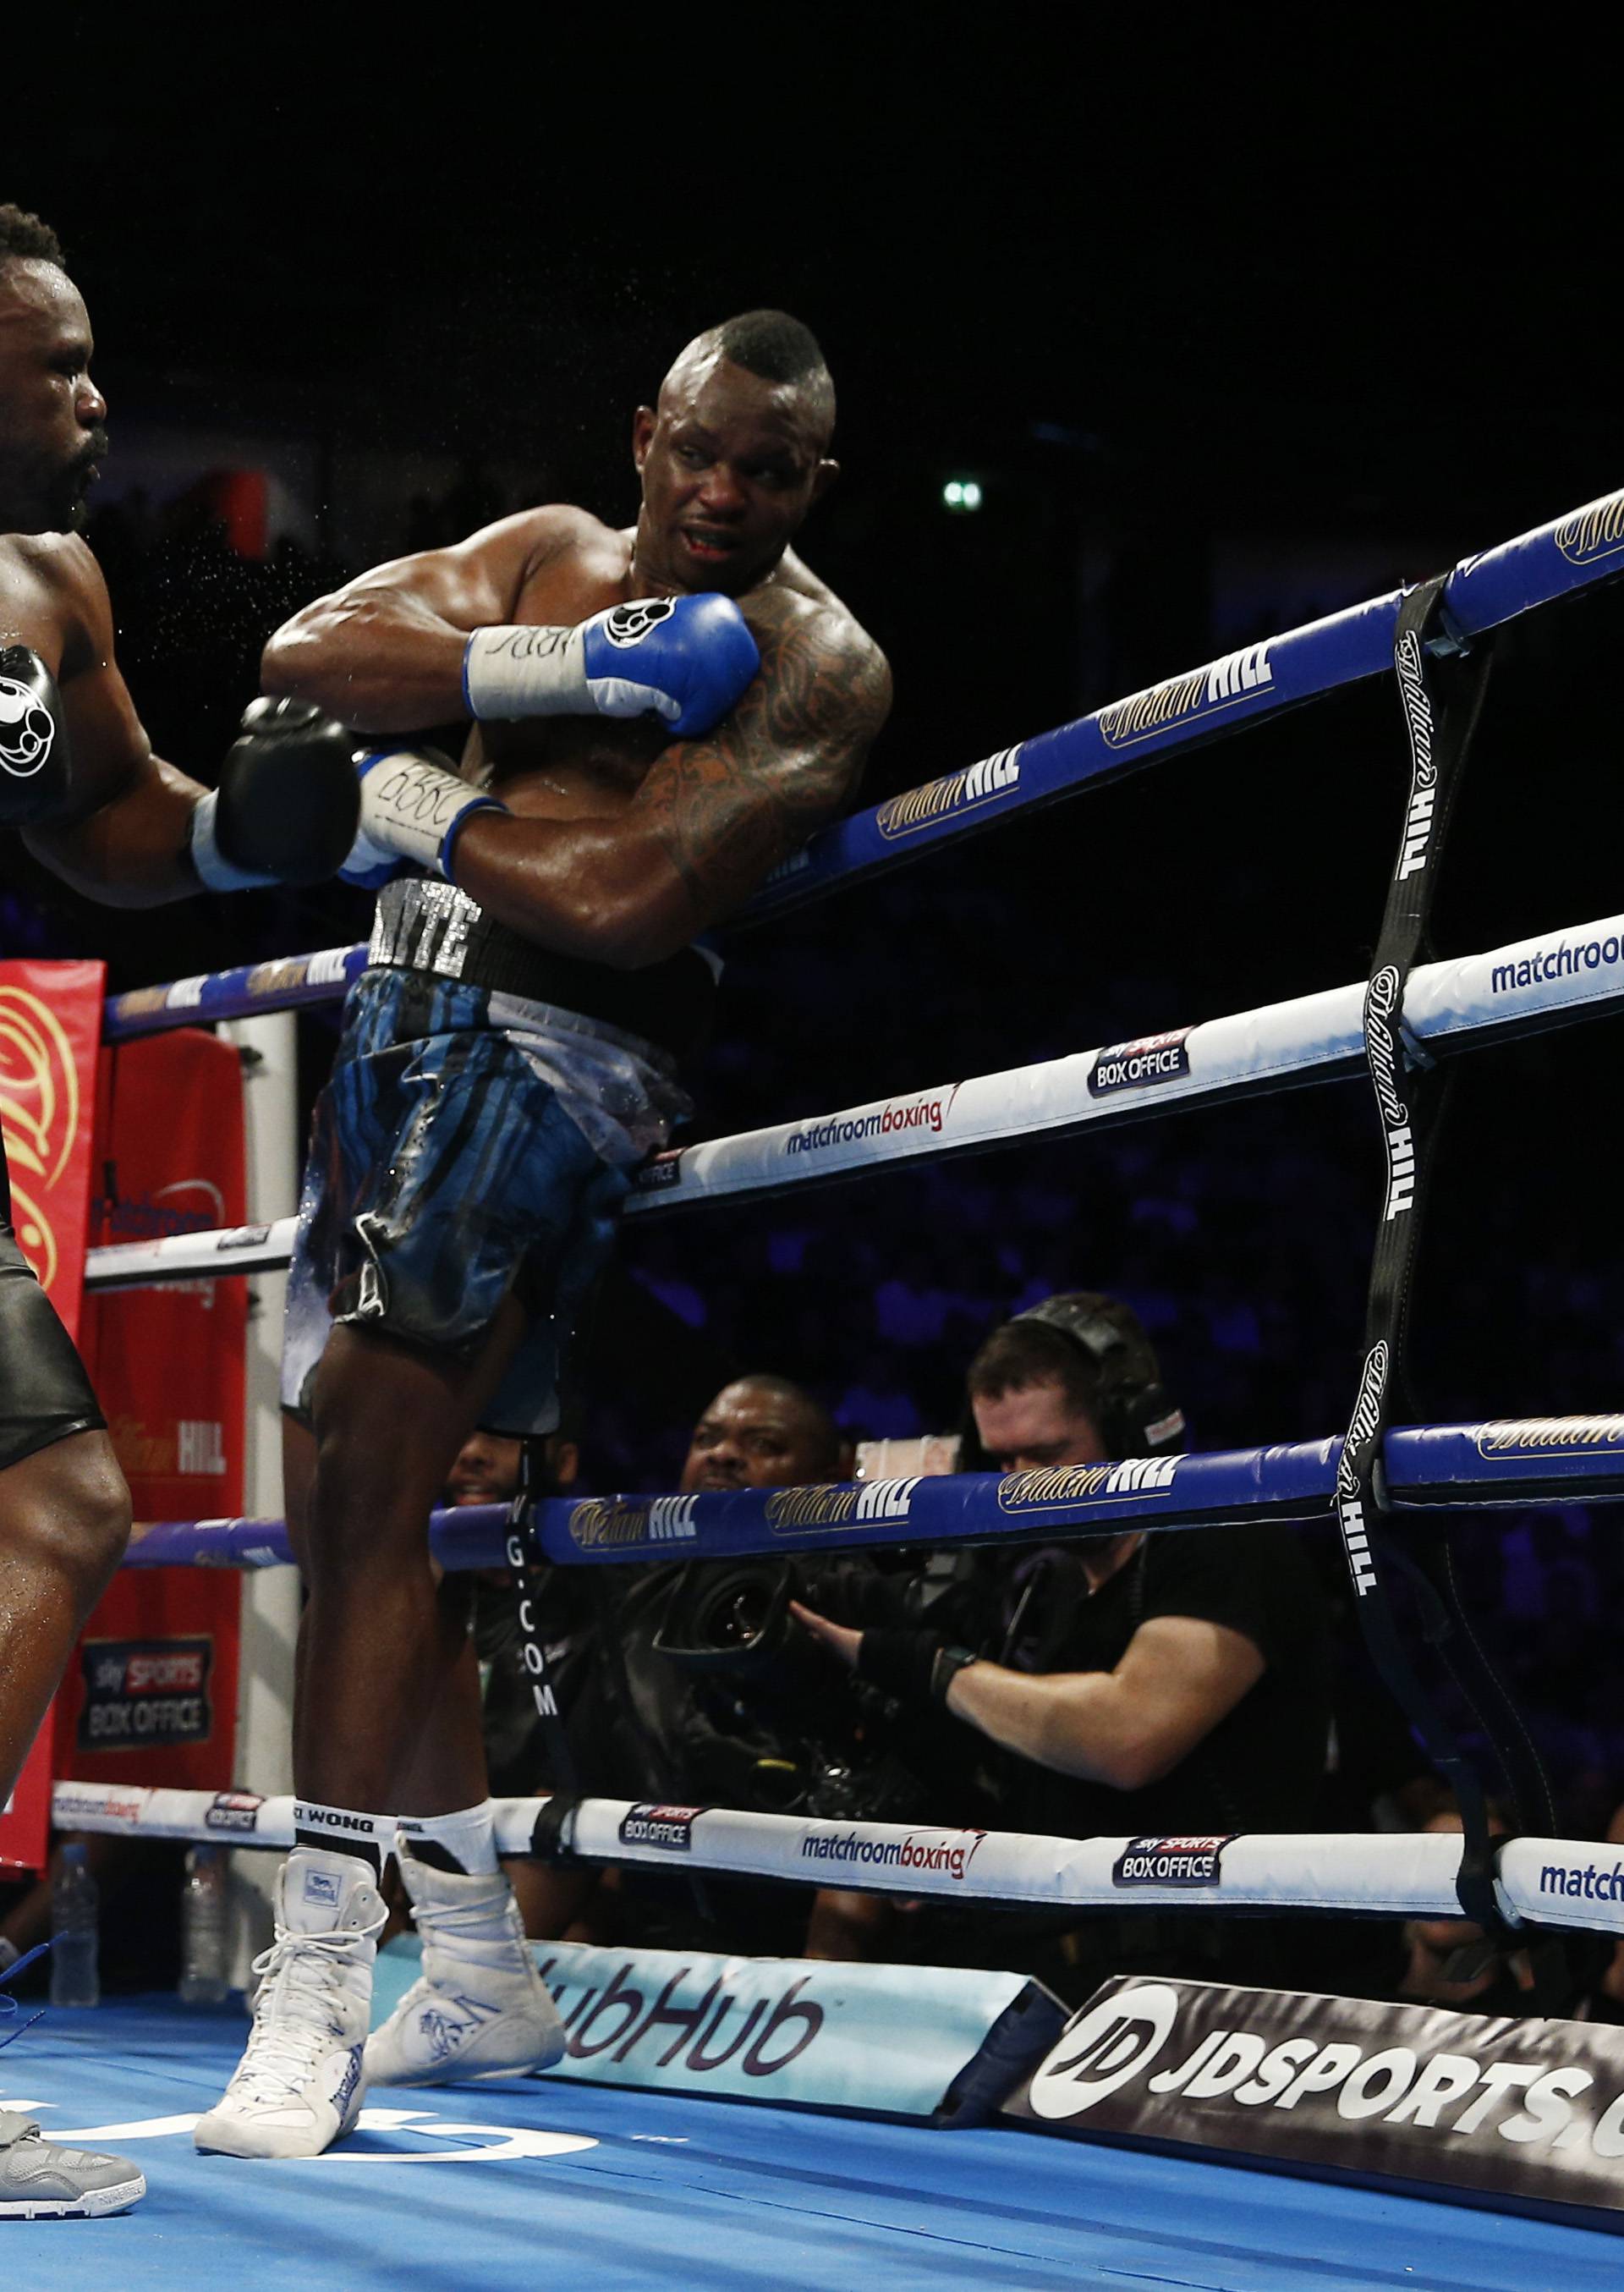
[793,1292,1332,1999]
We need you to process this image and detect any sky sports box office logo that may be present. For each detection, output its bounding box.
[618,1805,704,1853]
[1112,1837,1232,1887]
[78,1637,212,1750]
[1087,1031,1193,1097]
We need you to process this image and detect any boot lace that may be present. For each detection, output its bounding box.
[230,1919,382,2103]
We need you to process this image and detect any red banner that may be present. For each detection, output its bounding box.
[0,960,106,1869]
[54,1028,248,1794]
[0,958,105,1337]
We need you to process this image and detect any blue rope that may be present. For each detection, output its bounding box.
[0,1941,51,2053]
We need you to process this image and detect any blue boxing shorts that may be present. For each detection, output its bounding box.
[281,967,689,1437]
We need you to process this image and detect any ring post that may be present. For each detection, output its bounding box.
[223,1011,301,1981]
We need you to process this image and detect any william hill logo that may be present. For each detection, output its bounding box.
[1474,1415,1624,1462]
[875,748,1021,840]
[765,1477,920,1536]
[1098,644,1273,750]
[1555,491,1624,568]
[568,1495,700,1551]
[997,1456,1179,1514]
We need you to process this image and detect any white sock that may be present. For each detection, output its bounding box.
[395,1800,499,1877]
[292,1798,387,1873]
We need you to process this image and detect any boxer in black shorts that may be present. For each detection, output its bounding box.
[198,310,891,2158]
[0,202,356,2216]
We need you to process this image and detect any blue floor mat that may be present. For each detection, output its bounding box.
[2,1997,1618,2291]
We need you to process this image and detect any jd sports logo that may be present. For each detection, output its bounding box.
[1026,1984,1181,2119]
[0,676,55,776]
[602,599,677,648]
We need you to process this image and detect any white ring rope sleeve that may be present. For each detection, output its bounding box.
[84,907,1624,1288]
[45,1780,1624,1937]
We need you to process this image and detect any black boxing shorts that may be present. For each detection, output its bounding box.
[0,1168,107,1472]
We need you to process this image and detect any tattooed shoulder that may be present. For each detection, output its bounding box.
[739,590,892,789]
[637,592,891,924]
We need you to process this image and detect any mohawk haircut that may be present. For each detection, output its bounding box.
[0,204,65,273]
[700,308,835,441]
[713,309,828,387]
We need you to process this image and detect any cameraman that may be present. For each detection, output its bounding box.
[793,1293,1330,1997]
[485,1376,860,1943]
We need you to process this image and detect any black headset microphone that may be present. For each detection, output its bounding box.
[983,1290,1188,1463]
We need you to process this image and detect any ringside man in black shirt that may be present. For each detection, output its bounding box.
[795,1294,1330,1994]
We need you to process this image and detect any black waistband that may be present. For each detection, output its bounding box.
[368,877,717,1062]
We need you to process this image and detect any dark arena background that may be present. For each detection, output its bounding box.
[4,28,1624,2283]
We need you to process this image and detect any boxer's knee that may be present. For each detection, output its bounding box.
[2,1429,132,1605]
[304,1408,446,1586]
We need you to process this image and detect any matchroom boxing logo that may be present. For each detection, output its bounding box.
[798,1824,987,1883]
[784,1087,961,1160]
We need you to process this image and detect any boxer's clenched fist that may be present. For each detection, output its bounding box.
[187,698,361,890]
[463,591,759,739]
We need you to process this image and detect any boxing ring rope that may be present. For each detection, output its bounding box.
[42,1779,1624,1937]
[80,903,1624,1289]
[98,481,1624,1047]
[53,480,1624,1956]
[106,1410,1624,1582]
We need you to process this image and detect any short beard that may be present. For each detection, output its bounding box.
[0,461,91,538]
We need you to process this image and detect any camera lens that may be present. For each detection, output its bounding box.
[716,1584,771,1646]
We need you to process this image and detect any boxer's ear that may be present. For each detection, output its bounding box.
[810,457,840,506]
[632,405,656,471]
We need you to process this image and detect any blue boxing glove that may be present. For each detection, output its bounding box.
[187,699,361,891]
[0,646,71,827]
[464,591,759,739]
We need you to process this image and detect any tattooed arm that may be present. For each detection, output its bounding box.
[450,591,892,965]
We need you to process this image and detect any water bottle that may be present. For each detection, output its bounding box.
[49,1843,100,2008]
[178,1844,231,2004]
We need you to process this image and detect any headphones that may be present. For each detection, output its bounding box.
[1002,1291,1187,1459]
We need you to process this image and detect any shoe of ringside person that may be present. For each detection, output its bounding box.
[0,2108,145,2218]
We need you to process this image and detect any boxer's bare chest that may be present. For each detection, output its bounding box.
[0,538,90,679]
[464,528,660,818]
[464,525,791,821]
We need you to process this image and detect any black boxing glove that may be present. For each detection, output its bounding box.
[0,646,72,828]
[187,698,362,891]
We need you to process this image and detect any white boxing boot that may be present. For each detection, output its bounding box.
[194,1849,386,2159]
[365,1838,566,2086]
